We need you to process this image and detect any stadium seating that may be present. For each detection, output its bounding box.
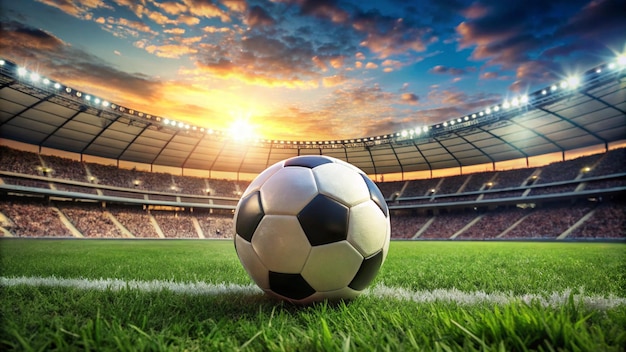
[0,145,624,240]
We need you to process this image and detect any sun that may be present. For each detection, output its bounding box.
[228,116,257,142]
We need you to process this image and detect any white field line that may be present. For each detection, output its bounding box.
[1,276,625,309]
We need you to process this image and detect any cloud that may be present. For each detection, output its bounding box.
[143,43,198,59]
[154,1,188,16]
[422,87,501,123]
[220,0,248,13]
[322,74,347,87]
[401,93,419,105]
[0,21,66,52]
[428,65,474,75]
[183,0,231,23]
[456,0,622,72]
[274,0,349,23]
[164,28,186,35]
[508,60,560,92]
[353,11,437,59]
[34,0,112,19]
[246,6,276,28]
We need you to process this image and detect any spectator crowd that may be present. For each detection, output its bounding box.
[1,145,624,240]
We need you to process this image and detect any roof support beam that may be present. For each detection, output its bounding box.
[39,106,86,147]
[114,122,152,161]
[537,106,606,146]
[181,135,206,171]
[453,132,495,167]
[411,141,432,178]
[80,112,122,155]
[507,119,565,157]
[0,94,55,128]
[388,143,404,180]
[236,144,251,181]
[476,126,529,167]
[432,137,462,173]
[583,91,626,115]
[150,130,180,167]
[365,146,378,176]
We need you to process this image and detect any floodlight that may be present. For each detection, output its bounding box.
[54,83,61,89]
[566,76,580,88]
[17,67,27,76]
[30,73,40,82]
[617,55,626,66]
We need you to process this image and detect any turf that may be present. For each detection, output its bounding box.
[1,239,625,351]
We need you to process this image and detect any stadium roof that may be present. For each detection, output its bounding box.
[1,57,625,177]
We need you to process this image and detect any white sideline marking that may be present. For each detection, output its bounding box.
[1,276,625,309]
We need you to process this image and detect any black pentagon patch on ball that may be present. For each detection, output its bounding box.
[284,155,333,169]
[235,191,264,242]
[298,194,349,246]
[269,272,316,300]
[360,174,388,217]
[349,250,384,291]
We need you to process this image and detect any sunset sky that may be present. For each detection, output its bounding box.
[1,0,624,141]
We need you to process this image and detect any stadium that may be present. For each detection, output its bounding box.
[1,52,625,350]
[1,2,626,349]
[1,56,625,241]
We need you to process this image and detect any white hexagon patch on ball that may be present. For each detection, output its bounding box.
[233,155,391,304]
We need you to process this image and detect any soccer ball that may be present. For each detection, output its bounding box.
[233,155,391,304]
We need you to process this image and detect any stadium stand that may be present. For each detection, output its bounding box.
[0,145,624,240]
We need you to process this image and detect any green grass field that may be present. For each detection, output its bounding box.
[1,239,625,351]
